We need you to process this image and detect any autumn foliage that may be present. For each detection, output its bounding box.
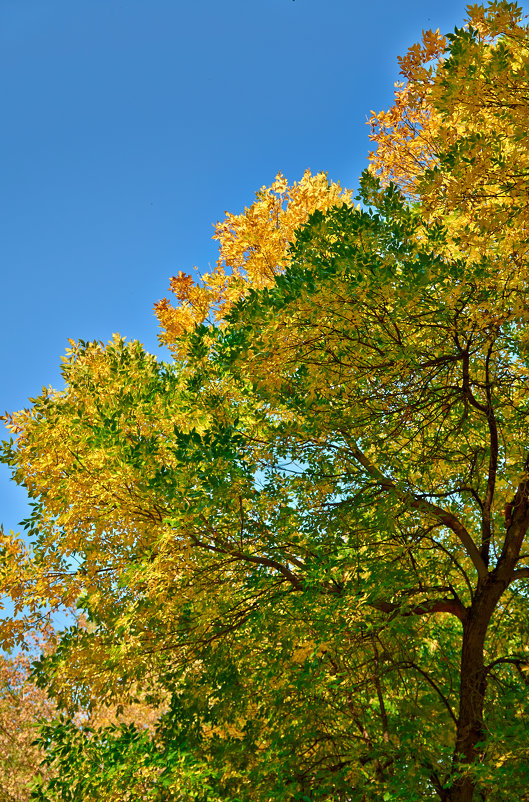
[0,647,55,802]
[155,170,352,356]
[369,1,529,263]
[2,3,529,801]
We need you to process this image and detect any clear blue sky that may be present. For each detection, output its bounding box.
[0,0,501,535]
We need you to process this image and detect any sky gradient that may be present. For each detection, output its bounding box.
[1,0,503,535]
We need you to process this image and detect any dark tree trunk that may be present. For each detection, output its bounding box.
[448,580,506,802]
[449,619,487,801]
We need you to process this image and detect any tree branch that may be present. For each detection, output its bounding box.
[484,656,529,677]
[399,660,458,725]
[480,341,499,566]
[510,566,529,581]
[347,441,488,581]
[497,453,529,583]
[369,597,466,622]
[192,524,304,591]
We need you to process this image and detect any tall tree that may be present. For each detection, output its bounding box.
[2,3,529,799]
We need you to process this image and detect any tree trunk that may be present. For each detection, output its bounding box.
[448,580,506,802]
[449,617,488,802]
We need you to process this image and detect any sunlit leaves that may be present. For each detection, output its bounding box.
[2,3,529,798]
[369,1,529,269]
[154,170,352,357]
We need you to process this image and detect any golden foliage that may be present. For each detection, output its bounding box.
[3,6,529,797]
[368,28,446,195]
[154,170,352,356]
[369,2,529,263]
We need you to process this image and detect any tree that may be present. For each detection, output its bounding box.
[0,629,167,801]
[0,644,56,801]
[2,3,529,799]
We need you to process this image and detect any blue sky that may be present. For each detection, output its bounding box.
[0,0,499,535]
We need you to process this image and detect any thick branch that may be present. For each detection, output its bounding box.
[497,453,529,584]
[370,597,466,622]
[460,345,487,414]
[480,342,499,565]
[510,566,529,581]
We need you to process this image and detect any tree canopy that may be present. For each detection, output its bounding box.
[1,3,529,800]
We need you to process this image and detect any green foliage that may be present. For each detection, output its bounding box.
[2,5,529,799]
[6,178,525,799]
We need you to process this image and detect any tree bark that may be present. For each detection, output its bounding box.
[449,580,505,802]
[450,620,487,801]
